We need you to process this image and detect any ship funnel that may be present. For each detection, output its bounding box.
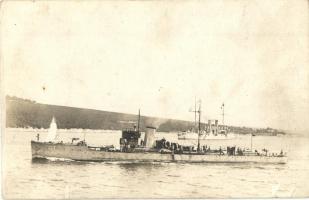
[144,126,156,148]
[208,120,211,133]
[215,120,218,134]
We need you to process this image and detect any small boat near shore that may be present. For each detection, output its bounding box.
[31,109,287,164]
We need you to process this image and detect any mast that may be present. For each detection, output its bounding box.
[250,133,256,151]
[137,109,141,133]
[194,96,197,131]
[197,100,201,152]
[221,103,225,126]
[190,98,201,151]
[190,97,198,132]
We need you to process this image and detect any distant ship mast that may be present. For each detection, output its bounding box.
[197,100,201,152]
[137,109,141,133]
[190,97,198,132]
[221,103,225,126]
[194,96,197,131]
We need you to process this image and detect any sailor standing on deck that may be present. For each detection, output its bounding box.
[219,146,223,155]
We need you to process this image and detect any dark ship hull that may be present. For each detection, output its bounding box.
[31,141,287,164]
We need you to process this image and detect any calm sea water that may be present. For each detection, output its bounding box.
[3,129,309,198]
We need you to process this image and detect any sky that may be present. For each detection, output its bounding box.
[2,0,308,131]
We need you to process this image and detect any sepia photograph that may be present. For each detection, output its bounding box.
[1,0,309,199]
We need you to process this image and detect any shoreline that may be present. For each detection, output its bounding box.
[5,127,287,136]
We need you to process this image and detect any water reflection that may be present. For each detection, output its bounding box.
[117,162,165,172]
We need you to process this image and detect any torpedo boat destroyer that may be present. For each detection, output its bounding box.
[31,108,287,164]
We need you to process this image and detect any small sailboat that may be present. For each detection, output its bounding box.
[45,116,59,142]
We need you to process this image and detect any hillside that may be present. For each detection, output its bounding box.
[5,96,195,132]
[5,96,285,135]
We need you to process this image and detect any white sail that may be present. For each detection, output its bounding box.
[46,117,59,142]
